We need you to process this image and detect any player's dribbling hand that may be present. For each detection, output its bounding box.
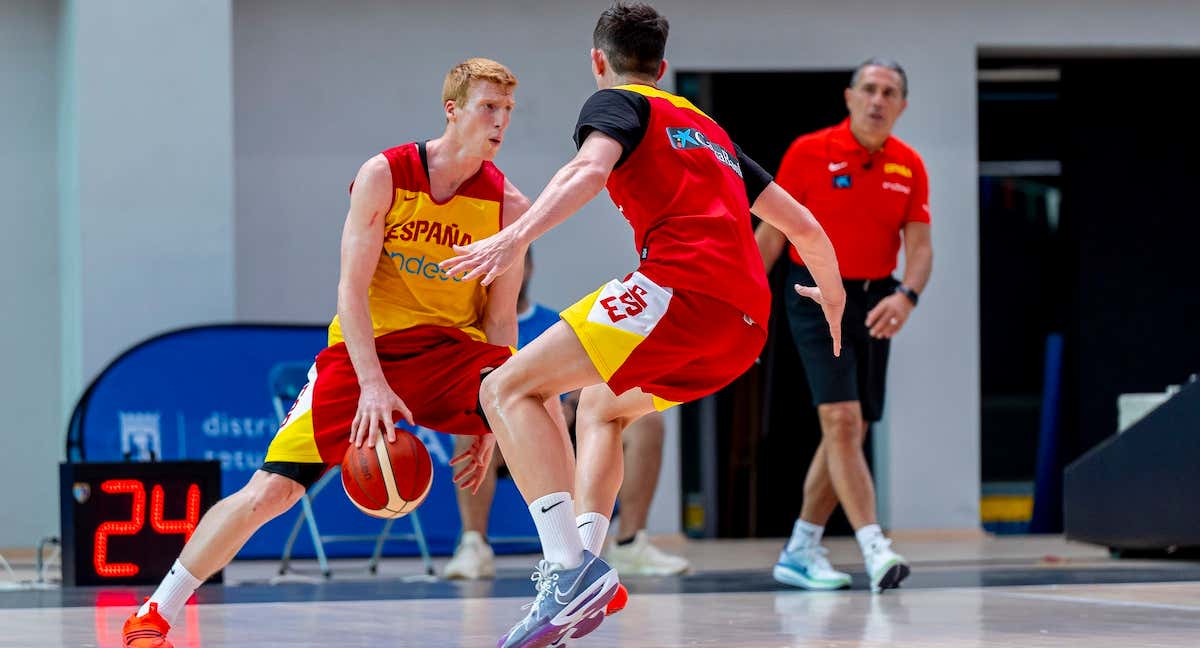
[350,381,415,449]
[441,230,522,286]
[450,432,496,495]
[795,283,845,358]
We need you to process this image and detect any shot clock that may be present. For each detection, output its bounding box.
[59,461,222,586]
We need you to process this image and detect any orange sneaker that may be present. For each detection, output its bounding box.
[605,583,628,615]
[121,601,173,648]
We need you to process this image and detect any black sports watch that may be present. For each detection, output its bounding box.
[895,284,919,306]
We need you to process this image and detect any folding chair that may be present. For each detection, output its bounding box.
[269,362,434,578]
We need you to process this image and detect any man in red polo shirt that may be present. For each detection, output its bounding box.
[758,57,933,594]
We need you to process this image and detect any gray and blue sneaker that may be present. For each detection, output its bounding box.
[773,545,852,590]
[498,550,619,648]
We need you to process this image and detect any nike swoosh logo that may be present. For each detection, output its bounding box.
[553,555,594,604]
[541,500,565,514]
[554,575,585,605]
[577,521,594,529]
[828,161,848,172]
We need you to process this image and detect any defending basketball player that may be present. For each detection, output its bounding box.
[441,5,846,646]
[121,58,552,648]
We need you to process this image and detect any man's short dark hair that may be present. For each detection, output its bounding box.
[593,3,669,78]
[850,57,908,98]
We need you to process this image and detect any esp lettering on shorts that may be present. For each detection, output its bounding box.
[600,284,649,323]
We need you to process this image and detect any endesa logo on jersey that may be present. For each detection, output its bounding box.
[387,250,469,283]
[666,127,743,178]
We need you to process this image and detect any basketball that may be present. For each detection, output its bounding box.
[340,429,433,519]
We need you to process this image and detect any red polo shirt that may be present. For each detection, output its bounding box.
[775,119,930,279]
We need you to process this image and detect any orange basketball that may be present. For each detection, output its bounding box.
[340,429,433,519]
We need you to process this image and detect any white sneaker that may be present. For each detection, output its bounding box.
[443,530,495,580]
[863,538,909,593]
[773,544,852,590]
[605,530,690,575]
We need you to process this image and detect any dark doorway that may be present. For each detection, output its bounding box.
[676,70,861,539]
[978,55,1200,532]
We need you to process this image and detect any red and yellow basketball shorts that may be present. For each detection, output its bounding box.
[265,325,514,469]
[560,271,767,410]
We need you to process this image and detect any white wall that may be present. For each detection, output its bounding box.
[0,0,236,548]
[0,0,61,548]
[65,0,236,384]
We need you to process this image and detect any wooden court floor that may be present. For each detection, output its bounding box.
[3,536,1198,647]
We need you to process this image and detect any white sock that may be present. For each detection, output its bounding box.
[855,524,886,555]
[529,492,584,568]
[575,512,610,556]
[785,519,824,553]
[138,559,202,624]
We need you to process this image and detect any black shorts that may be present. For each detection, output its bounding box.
[261,461,327,489]
[785,263,898,422]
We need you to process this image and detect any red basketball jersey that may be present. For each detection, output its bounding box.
[601,85,771,328]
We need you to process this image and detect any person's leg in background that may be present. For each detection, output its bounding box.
[445,395,572,579]
[444,433,500,579]
[604,411,690,575]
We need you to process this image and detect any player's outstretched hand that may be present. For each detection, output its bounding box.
[794,283,844,358]
[350,381,415,449]
[442,230,521,286]
[450,433,496,495]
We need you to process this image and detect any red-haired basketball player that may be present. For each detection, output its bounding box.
[122,58,560,648]
[442,4,846,646]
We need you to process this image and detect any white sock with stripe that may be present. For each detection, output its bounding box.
[529,492,584,569]
[138,559,202,624]
[785,519,824,553]
[575,512,610,556]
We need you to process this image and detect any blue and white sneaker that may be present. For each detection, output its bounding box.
[498,551,619,648]
[773,545,852,591]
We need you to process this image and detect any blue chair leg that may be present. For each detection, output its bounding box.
[300,493,331,579]
[409,510,435,576]
[278,509,308,575]
[369,518,396,574]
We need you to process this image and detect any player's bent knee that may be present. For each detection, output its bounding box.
[481,365,547,414]
[240,472,304,520]
[478,366,509,409]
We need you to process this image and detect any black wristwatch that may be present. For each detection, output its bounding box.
[895,284,919,306]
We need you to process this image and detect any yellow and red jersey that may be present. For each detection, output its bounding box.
[327,141,505,346]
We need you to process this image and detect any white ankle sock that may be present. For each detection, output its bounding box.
[575,512,610,556]
[785,519,824,553]
[529,492,584,568]
[138,559,202,624]
[855,524,885,555]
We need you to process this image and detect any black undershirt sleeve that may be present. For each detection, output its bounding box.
[572,89,650,168]
[735,143,773,205]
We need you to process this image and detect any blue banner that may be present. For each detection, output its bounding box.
[70,324,537,559]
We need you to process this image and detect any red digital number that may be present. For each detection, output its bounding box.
[151,484,201,542]
[93,480,146,577]
[93,479,204,578]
